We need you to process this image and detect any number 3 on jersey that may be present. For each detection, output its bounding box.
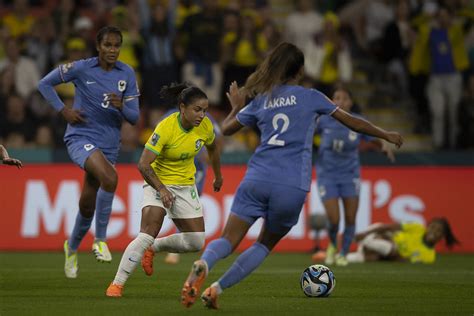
[267,113,289,146]
[101,93,110,108]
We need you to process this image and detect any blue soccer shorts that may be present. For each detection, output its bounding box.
[65,137,119,169]
[230,179,307,235]
[317,178,360,201]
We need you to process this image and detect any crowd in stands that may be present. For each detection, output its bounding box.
[1,0,473,152]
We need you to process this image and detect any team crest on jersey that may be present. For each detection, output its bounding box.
[118,80,127,92]
[195,139,203,151]
[348,131,357,141]
[61,62,74,74]
[151,133,160,146]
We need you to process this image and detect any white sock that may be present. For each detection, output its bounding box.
[347,251,365,263]
[113,233,154,285]
[152,232,205,253]
[211,281,223,295]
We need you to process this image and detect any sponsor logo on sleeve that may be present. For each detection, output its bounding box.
[61,62,74,74]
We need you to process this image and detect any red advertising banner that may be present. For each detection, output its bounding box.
[0,165,473,252]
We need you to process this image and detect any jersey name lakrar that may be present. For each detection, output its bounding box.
[237,85,336,191]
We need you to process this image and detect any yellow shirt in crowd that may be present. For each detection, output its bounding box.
[393,223,436,264]
[145,112,215,185]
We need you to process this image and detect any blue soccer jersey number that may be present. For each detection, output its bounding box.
[267,113,290,146]
[101,93,111,108]
[332,139,344,152]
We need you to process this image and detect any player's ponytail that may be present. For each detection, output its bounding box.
[433,217,460,248]
[244,42,304,97]
[160,82,207,108]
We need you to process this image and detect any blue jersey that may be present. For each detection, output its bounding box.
[315,114,373,182]
[40,57,140,150]
[236,85,336,191]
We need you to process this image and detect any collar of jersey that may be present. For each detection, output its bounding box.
[177,113,193,133]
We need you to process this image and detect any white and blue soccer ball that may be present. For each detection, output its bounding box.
[300,264,336,297]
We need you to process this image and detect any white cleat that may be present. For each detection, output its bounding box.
[92,241,112,263]
[335,254,349,266]
[64,240,78,279]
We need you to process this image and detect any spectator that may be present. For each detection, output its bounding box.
[284,0,323,51]
[180,0,224,104]
[25,17,63,75]
[54,37,89,99]
[52,0,78,43]
[0,37,41,99]
[0,67,16,114]
[2,0,35,39]
[34,125,54,148]
[304,12,352,96]
[261,20,281,51]
[110,5,142,72]
[409,6,469,149]
[221,12,267,111]
[381,0,415,99]
[70,16,95,57]
[458,75,474,149]
[0,94,36,145]
[139,0,179,108]
[174,0,201,29]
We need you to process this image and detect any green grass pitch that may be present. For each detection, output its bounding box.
[1,252,473,315]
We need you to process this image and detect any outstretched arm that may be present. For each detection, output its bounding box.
[221,81,247,136]
[332,109,403,148]
[205,141,223,192]
[366,139,396,162]
[355,223,402,241]
[0,145,22,168]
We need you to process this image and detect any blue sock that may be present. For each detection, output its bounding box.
[94,188,115,240]
[218,242,270,290]
[341,225,355,256]
[328,223,338,247]
[201,238,232,271]
[69,212,93,251]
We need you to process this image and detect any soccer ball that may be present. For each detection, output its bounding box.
[300,264,336,297]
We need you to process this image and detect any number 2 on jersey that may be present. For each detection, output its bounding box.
[267,113,289,146]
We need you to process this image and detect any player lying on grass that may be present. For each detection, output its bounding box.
[346,218,459,264]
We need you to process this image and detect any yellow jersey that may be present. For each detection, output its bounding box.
[393,223,436,264]
[145,112,215,185]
